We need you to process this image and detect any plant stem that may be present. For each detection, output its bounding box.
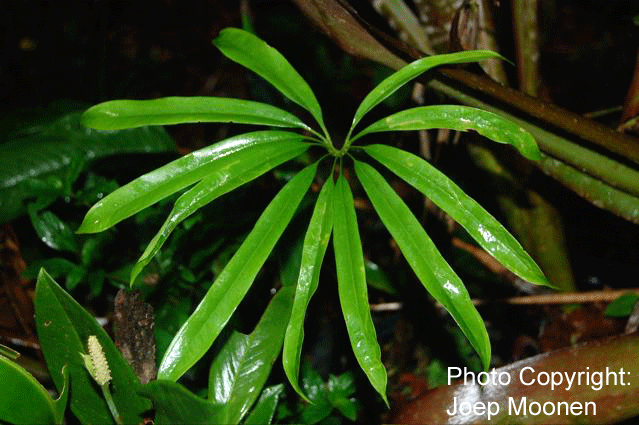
[100,383,122,425]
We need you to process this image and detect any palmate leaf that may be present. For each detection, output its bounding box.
[363,144,550,287]
[213,28,327,134]
[354,160,491,370]
[81,97,312,132]
[350,50,504,131]
[158,163,317,381]
[332,174,388,405]
[283,177,334,401]
[130,136,309,283]
[77,131,309,234]
[352,105,541,161]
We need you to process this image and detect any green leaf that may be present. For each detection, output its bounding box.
[139,380,223,425]
[604,293,639,317]
[243,384,284,425]
[327,372,358,421]
[77,130,309,234]
[354,160,491,370]
[0,344,19,360]
[0,358,69,424]
[213,28,326,133]
[209,286,295,424]
[353,105,541,161]
[35,269,151,424]
[365,259,397,295]
[351,50,504,130]
[130,135,309,283]
[22,257,77,280]
[0,112,175,223]
[332,174,388,404]
[158,163,317,381]
[29,209,79,253]
[300,364,333,424]
[283,178,334,401]
[81,97,313,132]
[363,145,549,286]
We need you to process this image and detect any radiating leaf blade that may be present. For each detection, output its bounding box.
[283,178,334,400]
[35,269,151,424]
[351,51,503,130]
[81,97,312,131]
[354,105,541,160]
[158,163,317,381]
[213,28,326,131]
[354,160,491,370]
[332,175,388,404]
[363,144,549,286]
[77,130,309,234]
[209,286,295,424]
[130,139,309,283]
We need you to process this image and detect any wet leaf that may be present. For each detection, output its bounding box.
[209,286,294,424]
[157,163,316,381]
[333,174,388,404]
[29,209,79,253]
[243,384,284,425]
[283,178,334,400]
[353,105,541,161]
[81,97,312,132]
[355,160,490,370]
[363,144,549,287]
[213,28,326,133]
[351,51,503,131]
[130,133,309,283]
[77,130,309,234]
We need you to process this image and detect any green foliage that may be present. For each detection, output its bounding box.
[282,364,359,424]
[78,27,547,404]
[35,269,152,424]
[0,111,175,223]
[0,356,69,424]
[605,293,639,317]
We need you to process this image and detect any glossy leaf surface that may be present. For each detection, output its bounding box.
[139,380,223,425]
[0,112,175,223]
[81,96,312,131]
[209,286,295,424]
[332,174,388,404]
[130,138,309,283]
[243,384,284,425]
[29,209,80,253]
[213,28,326,131]
[283,178,334,400]
[351,51,503,130]
[78,131,308,234]
[35,269,151,424]
[354,160,490,370]
[354,105,541,161]
[0,358,68,425]
[364,144,549,286]
[158,163,317,381]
